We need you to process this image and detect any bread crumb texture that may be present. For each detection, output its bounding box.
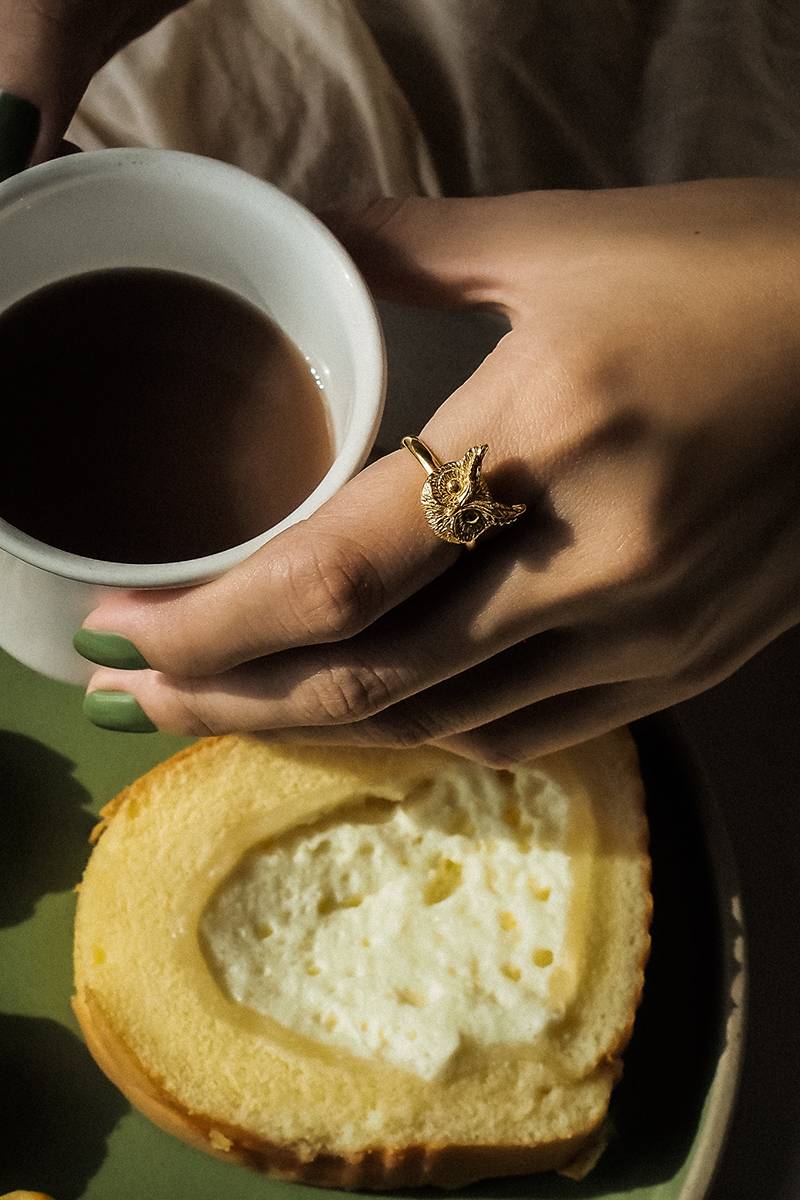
[202,769,577,1079]
[73,733,650,1185]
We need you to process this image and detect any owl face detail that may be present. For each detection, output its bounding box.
[420,445,526,545]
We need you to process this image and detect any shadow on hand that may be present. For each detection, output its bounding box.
[0,1012,129,1198]
[0,731,94,929]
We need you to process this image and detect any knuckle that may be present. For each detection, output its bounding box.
[642,630,689,678]
[637,597,721,681]
[370,706,444,749]
[635,631,692,681]
[673,657,713,694]
[539,341,677,596]
[615,530,663,586]
[359,196,414,238]
[548,335,634,419]
[588,516,667,595]
[482,744,527,770]
[302,661,398,725]
[449,729,523,770]
[666,622,710,680]
[585,606,705,684]
[277,537,386,643]
[674,638,730,693]
[168,682,224,738]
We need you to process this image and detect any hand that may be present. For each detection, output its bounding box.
[79,179,800,764]
[0,0,186,167]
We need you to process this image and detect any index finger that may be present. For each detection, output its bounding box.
[75,308,535,678]
[75,194,531,677]
[75,445,457,678]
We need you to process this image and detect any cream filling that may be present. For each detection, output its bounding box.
[200,768,575,1080]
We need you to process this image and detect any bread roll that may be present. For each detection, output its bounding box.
[73,733,650,1188]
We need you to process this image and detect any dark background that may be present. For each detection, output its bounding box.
[681,623,800,1199]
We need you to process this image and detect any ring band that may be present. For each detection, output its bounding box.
[403,436,442,476]
[402,436,526,546]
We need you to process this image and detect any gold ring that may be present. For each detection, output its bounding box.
[402,436,526,546]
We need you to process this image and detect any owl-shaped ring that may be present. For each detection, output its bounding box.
[402,436,526,546]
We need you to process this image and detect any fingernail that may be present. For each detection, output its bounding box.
[83,690,157,733]
[73,629,150,670]
[0,92,40,181]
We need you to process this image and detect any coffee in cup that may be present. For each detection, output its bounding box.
[0,266,334,564]
[0,148,385,684]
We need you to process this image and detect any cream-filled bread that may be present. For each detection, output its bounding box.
[201,766,587,1080]
[73,733,651,1189]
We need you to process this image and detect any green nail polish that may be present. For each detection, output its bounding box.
[83,690,157,733]
[73,629,150,670]
[0,92,40,181]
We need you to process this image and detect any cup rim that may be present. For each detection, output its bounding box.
[0,147,386,587]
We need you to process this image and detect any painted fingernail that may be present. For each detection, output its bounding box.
[73,629,150,670]
[0,92,40,181]
[83,690,157,733]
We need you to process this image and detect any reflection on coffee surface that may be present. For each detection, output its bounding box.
[0,268,333,563]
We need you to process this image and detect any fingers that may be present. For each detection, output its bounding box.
[80,427,604,737]
[82,614,654,741]
[0,2,189,164]
[81,606,534,740]
[79,449,451,677]
[0,23,91,164]
[78,339,539,678]
[355,625,656,745]
[101,673,668,766]
[77,195,585,684]
[322,197,512,310]
[322,195,534,313]
[323,191,596,315]
[438,679,673,767]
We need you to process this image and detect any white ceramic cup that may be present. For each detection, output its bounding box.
[0,148,385,685]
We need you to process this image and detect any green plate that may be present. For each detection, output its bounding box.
[0,648,744,1200]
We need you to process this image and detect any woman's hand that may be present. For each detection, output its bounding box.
[0,0,186,169]
[78,179,800,763]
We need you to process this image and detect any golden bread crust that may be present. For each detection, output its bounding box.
[72,988,600,1188]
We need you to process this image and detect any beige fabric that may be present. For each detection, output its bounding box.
[69,0,800,204]
[67,1,800,452]
[69,0,440,208]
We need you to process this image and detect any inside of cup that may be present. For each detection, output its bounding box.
[0,150,384,584]
[0,150,381,457]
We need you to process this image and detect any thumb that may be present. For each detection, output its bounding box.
[322,196,516,312]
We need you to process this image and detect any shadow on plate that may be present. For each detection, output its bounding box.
[0,718,733,1200]
[0,729,95,928]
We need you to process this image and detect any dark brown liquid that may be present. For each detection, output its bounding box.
[0,268,333,562]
